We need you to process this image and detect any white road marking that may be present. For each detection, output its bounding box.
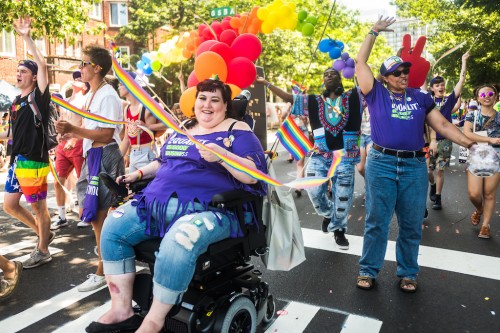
[264,301,320,333]
[51,301,111,333]
[302,228,500,281]
[341,314,383,333]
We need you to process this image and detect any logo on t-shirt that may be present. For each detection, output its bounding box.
[391,101,419,120]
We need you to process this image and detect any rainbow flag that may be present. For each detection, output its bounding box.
[276,117,313,161]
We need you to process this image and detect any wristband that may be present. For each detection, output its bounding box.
[368,29,379,37]
[467,142,477,149]
[137,169,143,180]
[217,158,224,164]
[266,82,271,89]
[371,28,379,34]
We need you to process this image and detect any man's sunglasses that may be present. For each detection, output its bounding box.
[479,91,495,98]
[389,68,410,77]
[80,60,96,68]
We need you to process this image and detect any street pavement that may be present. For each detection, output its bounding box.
[0,138,499,333]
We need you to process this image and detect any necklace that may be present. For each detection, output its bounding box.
[317,91,351,136]
[386,87,409,116]
[85,80,107,112]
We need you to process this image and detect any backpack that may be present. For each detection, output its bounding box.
[27,90,59,151]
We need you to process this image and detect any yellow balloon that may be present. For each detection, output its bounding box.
[260,21,273,34]
[257,7,269,20]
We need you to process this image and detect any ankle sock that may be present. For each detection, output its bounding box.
[58,206,66,220]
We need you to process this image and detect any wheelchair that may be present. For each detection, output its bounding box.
[100,173,275,333]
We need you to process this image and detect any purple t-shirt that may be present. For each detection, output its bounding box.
[363,79,435,151]
[434,92,457,140]
[135,128,267,236]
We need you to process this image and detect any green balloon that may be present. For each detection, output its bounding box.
[296,21,304,32]
[302,23,314,36]
[305,16,318,25]
[298,10,308,22]
[151,60,162,72]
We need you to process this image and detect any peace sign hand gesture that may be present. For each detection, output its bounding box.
[13,16,32,38]
[400,35,430,88]
[371,16,396,33]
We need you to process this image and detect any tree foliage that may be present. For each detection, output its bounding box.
[0,0,90,41]
[394,0,500,96]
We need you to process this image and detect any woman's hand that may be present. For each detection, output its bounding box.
[116,172,139,185]
[13,16,31,38]
[55,120,74,135]
[255,76,268,86]
[489,137,500,146]
[372,16,396,32]
[197,143,225,163]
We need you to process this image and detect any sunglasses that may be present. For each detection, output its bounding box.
[80,60,95,68]
[479,91,495,98]
[390,68,410,77]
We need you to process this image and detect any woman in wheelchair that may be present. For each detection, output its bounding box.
[86,79,267,333]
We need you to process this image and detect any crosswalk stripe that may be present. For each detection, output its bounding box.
[51,301,112,333]
[302,228,500,281]
[0,241,37,255]
[264,301,320,332]
[341,314,383,333]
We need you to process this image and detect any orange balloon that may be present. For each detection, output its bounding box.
[230,17,241,29]
[228,84,242,99]
[179,86,197,119]
[182,48,192,59]
[194,51,228,82]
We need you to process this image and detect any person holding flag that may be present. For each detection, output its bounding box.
[257,68,362,250]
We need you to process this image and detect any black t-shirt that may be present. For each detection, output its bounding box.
[307,88,362,151]
[10,86,51,163]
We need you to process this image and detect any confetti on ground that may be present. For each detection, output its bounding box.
[329,290,332,293]
[436,226,441,232]
[455,229,460,234]
[485,297,490,301]
[491,311,496,315]
[277,310,288,316]
[461,304,466,308]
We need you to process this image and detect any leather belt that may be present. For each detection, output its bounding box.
[373,143,426,158]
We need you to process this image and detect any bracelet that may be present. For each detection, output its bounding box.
[467,142,477,149]
[137,169,143,180]
[368,29,379,37]
[217,158,224,164]
[266,82,271,89]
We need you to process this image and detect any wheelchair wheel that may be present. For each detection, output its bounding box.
[262,294,275,324]
[220,297,257,333]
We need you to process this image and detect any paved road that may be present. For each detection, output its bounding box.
[0,142,499,333]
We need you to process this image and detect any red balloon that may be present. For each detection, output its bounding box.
[209,42,234,64]
[202,28,215,40]
[211,21,223,35]
[220,20,231,31]
[198,24,207,36]
[231,33,262,62]
[196,40,218,57]
[226,57,256,89]
[187,70,199,88]
[220,30,237,46]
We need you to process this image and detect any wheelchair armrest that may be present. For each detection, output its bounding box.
[211,190,260,208]
[129,179,152,193]
[99,172,128,198]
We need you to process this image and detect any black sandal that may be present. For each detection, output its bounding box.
[85,314,144,333]
[399,278,418,293]
[356,276,375,290]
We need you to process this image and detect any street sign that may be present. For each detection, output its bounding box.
[210,7,235,19]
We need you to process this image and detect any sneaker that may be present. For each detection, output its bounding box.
[322,217,330,234]
[429,184,437,202]
[334,229,349,250]
[51,217,69,230]
[478,225,490,239]
[424,208,429,219]
[432,194,442,210]
[23,250,52,269]
[77,274,106,292]
[32,231,56,255]
[77,220,92,228]
[0,261,22,299]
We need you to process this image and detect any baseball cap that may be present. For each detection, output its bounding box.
[468,100,478,110]
[18,59,38,75]
[380,56,411,76]
[430,76,444,86]
[72,71,82,80]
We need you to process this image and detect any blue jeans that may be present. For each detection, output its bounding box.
[359,148,428,280]
[305,154,356,232]
[101,199,236,305]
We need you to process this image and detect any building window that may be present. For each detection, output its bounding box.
[66,44,74,57]
[117,46,130,69]
[56,42,65,56]
[110,2,128,27]
[75,42,82,58]
[89,1,102,20]
[34,38,47,56]
[0,29,16,57]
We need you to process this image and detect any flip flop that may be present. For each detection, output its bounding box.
[356,275,375,290]
[399,278,418,293]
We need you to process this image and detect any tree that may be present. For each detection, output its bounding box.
[0,0,91,40]
[394,0,500,96]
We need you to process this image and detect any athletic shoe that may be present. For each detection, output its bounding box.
[429,184,437,202]
[334,229,349,250]
[77,274,107,292]
[51,217,69,230]
[322,217,330,234]
[32,231,56,255]
[432,194,442,210]
[23,250,52,269]
[0,261,22,299]
[77,221,92,228]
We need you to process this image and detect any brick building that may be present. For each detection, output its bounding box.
[0,1,141,92]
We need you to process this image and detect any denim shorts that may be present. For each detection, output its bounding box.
[360,134,373,149]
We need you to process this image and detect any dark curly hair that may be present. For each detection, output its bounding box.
[184,79,233,129]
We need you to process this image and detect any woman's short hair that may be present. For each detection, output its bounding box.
[82,44,112,77]
[196,79,233,115]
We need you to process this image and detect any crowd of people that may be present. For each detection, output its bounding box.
[0,15,499,333]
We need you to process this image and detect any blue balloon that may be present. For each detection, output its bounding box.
[329,47,341,60]
[319,39,332,52]
[141,53,151,64]
[136,60,145,70]
[143,64,153,76]
[336,41,345,50]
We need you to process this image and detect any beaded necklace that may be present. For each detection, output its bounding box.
[386,87,409,116]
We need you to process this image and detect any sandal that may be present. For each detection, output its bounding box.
[470,210,482,226]
[399,278,418,293]
[356,276,375,290]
